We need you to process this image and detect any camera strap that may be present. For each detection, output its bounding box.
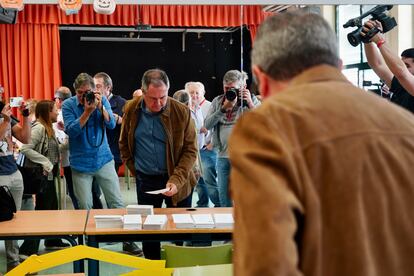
[85,109,105,148]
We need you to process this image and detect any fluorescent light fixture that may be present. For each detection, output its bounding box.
[80,36,163,42]
[61,26,235,33]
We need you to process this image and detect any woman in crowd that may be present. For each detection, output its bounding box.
[19,100,69,257]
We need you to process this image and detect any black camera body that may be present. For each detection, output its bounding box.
[225,87,248,107]
[82,90,96,105]
[343,5,397,47]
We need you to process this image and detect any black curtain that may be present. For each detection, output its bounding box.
[60,27,252,101]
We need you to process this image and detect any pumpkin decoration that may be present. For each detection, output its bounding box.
[93,0,116,15]
[58,0,82,15]
[0,0,23,11]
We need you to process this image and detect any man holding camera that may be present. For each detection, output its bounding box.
[62,73,140,255]
[62,73,124,210]
[0,85,31,271]
[204,70,260,207]
[363,20,414,112]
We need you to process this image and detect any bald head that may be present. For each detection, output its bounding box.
[54,86,72,109]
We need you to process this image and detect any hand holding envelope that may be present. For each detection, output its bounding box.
[145,182,178,197]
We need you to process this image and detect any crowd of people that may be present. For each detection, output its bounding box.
[1,9,414,275]
[0,67,259,271]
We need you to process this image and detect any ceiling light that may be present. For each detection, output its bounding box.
[80,37,163,42]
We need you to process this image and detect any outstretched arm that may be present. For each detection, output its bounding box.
[364,20,414,95]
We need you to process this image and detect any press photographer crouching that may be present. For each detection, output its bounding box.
[361,18,414,113]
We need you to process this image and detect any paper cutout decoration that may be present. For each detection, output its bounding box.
[93,0,116,15]
[0,0,23,11]
[58,0,82,15]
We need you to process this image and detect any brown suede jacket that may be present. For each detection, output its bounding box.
[119,96,197,206]
[229,65,414,276]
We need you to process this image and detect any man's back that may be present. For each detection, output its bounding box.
[229,65,414,276]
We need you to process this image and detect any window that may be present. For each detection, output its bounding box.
[337,5,381,93]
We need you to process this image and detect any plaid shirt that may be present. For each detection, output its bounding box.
[46,136,59,165]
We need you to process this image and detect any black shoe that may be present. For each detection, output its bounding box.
[44,239,71,250]
[7,261,20,272]
[19,254,30,262]
[122,242,144,257]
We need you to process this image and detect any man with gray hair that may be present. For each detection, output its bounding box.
[185,81,221,208]
[62,73,124,211]
[205,70,260,207]
[120,69,197,259]
[229,11,414,276]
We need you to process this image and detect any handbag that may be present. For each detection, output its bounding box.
[0,185,17,222]
[17,123,48,194]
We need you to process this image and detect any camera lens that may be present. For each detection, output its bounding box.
[347,29,362,47]
[225,88,238,101]
[83,90,95,104]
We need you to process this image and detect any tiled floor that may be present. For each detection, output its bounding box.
[0,176,203,275]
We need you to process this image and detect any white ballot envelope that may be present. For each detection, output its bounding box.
[145,187,171,195]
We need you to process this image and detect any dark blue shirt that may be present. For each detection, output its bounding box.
[107,94,126,164]
[0,119,17,175]
[134,101,167,175]
[62,95,116,173]
[390,77,414,113]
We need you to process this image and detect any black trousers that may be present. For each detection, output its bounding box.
[64,166,79,209]
[20,167,59,255]
[136,172,192,260]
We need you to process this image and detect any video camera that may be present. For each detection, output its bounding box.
[343,5,397,47]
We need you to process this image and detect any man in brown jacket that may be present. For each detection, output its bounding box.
[119,68,197,259]
[228,11,414,276]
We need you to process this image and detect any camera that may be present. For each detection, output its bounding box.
[82,90,95,105]
[343,5,397,47]
[225,87,248,107]
[225,87,238,101]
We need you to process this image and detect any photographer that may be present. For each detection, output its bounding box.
[62,73,142,256]
[363,20,414,112]
[0,85,30,271]
[62,73,124,210]
[204,70,260,207]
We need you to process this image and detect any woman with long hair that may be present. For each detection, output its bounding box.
[19,100,69,256]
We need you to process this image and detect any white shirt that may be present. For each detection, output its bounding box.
[199,98,212,145]
[53,109,70,167]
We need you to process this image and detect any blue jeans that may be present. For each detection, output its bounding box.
[195,177,209,207]
[71,160,124,210]
[217,157,232,207]
[200,148,220,207]
[0,170,23,266]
